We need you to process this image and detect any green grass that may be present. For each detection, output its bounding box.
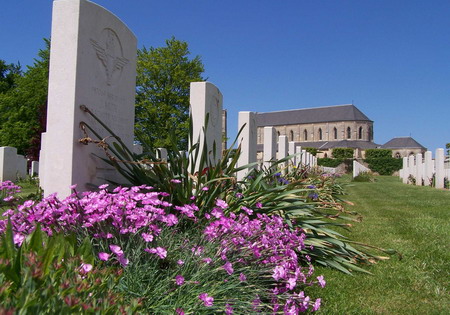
[309,175,450,314]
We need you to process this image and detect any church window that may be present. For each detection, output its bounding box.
[333,127,338,140]
[289,130,294,141]
[358,126,363,139]
[318,128,323,140]
[303,129,308,141]
[347,127,351,139]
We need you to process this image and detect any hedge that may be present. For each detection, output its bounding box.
[332,148,354,159]
[365,149,392,159]
[364,158,402,175]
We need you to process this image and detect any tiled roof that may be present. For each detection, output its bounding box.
[381,137,426,150]
[255,104,372,126]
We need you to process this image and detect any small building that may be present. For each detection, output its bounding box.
[255,104,379,159]
[381,137,427,158]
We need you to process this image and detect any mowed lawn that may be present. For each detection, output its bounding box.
[310,175,449,314]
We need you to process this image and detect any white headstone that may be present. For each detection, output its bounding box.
[408,155,415,184]
[42,0,137,198]
[263,126,276,169]
[402,157,408,184]
[288,142,296,167]
[39,132,47,188]
[189,82,223,172]
[16,155,27,180]
[301,149,307,166]
[30,161,40,177]
[237,111,257,180]
[435,148,445,189]
[424,151,433,186]
[156,148,168,161]
[415,153,423,186]
[0,147,18,182]
[278,135,288,172]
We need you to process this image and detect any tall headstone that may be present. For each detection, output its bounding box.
[301,149,307,166]
[237,111,257,180]
[30,161,40,177]
[415,153,423,185]
[435,148,445,189]
[402,157,408,184]
[16,155,27,180]
[288,141,296,167]
[424,151,433,186]
[0,147,18,182]
[189,82,223,172]
[408,155,415,184]
[263,126,276,169]
[278,135,288,172]
[156,148,168,161]
[42,0,137,198]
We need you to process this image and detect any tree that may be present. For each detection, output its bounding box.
[0,39,49,158]
[135,37,205,150]
[0,60,22,93]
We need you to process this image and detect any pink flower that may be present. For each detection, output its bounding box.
[98,252,110,261]
[241,206,253,215]
[255,202,262,208]
[109,244,123,255]
[198,293,214,307]
[272,265,286,281]
[239,273,247,282]
[225,303,233,314]
[13,234,25,246]
[176,308,185,315]
[317,275,326,288]
[222,261,234,275]
[287,277,297,290]
[141,233,154,242]
[118,254,129,266]
[215,199,228,209]
[145,247,167,259]
[177,259,184,265]
[175,275,185,286]
[170,179,181,184]
[79,263,93,274]
[312,298,321,312]
[211,207,224,219]
[202,257,212,264]
[201,186,209,191]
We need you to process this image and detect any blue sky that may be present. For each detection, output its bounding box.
[1,0,449,152]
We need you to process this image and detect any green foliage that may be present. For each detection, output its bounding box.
[0,39,49,157]
[0,222,140,313]
[364,158,402,175]
[0,60,22,93]
[446,143,450,155]
[365,149,393,159]
[353,171,375,182]
[332,147,354,159]
[304,147,318,156]
[317,157,344,168]
[135,37,205,150]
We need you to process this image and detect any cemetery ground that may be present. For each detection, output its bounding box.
[310,175,450,314]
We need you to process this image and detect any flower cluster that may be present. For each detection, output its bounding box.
[203,201,323,312]
[0,180,21,203]
[0,184,177,246]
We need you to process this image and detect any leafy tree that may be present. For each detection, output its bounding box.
[0,39,49,158]
[0,60,22,93]
[446,143,450,155]
[135,37,205,150]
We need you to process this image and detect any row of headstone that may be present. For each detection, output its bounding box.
[353,160,370,178]
[0,147,29,182]
[399,148,448,189]
[236,112,317,180]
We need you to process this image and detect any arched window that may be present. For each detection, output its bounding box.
[318,128,323,140]
[303,129,308,141]
[358,126,363,139]
[368,127,373,141]
[324,153,328,158]
[395,152,401,159]
[289,130,294,141]
[333,127,338,140]
[347,127,351,139]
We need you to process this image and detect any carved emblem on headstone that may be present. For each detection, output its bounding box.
[90,28,129,86]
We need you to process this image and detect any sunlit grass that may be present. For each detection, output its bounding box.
[309,175,450,314]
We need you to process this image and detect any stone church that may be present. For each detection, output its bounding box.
[254,104,427,159]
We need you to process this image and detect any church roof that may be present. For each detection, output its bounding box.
[256,104,372,126]
[381,137,426,150]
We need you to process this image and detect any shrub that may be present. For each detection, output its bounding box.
[317,158,344,168]
[304,147,318,156]
[332,148,354,159]
[365,149,392,159]
[353,171,375,182]
[364,158,402,175]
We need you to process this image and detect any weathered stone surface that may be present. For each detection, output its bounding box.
[41,0,137,198]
